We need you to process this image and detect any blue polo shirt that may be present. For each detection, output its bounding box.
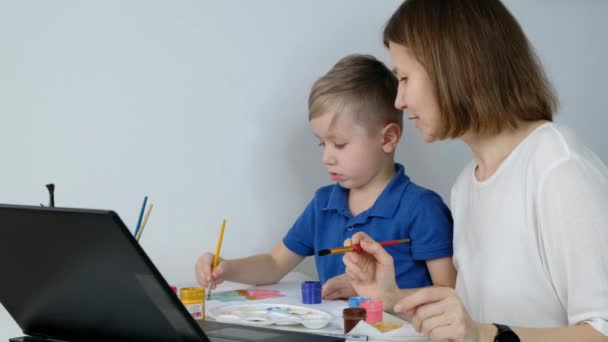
[283,163,453,288]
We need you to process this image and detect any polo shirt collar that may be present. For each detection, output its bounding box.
[322,163,410,219]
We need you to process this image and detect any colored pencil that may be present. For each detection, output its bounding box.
[317,238,411,256]
[135,203,153,241]
[207,219,226,300]
[133,196,148,237]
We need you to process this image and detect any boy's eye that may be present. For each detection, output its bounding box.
[318,142,325,148]
[399,76,408,83]
[334,143,346,149]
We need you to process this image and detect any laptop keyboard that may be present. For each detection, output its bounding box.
[209,337,242,342]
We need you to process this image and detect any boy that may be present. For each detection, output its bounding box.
[196,54,455,299]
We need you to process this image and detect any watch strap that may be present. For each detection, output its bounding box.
[493,323,520,342]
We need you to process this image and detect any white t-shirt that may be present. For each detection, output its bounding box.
[451,122,608,336]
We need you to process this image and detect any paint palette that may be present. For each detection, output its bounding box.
[209,303,332,329]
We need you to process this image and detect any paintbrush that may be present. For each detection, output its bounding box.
[207,219,226,300]
[317,238,411,256]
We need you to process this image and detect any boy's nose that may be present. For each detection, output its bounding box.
[322,149,336,165]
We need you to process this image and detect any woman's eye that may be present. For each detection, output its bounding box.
[400,77,408,83]
[318,142,325,148]
[334,143,346,149]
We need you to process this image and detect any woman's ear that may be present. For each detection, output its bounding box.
[380,123,401,153]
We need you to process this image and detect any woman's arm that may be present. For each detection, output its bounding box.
[397,287,607,342]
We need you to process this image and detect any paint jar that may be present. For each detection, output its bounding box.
[180,287,205,320]
[348,296,370,308]
[360,300,383,324]
[343,307,366,334]
[301,281,322,304]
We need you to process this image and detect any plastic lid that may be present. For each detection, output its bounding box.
[348,296,370,308]
[180,287,204,301]
[360,299,383,311]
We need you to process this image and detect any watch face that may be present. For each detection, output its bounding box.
[497,330,520,342]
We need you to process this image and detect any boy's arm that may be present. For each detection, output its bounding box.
[425,256,456,288]
[218,242,304,286]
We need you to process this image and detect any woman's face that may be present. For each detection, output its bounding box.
[389,41,443,142]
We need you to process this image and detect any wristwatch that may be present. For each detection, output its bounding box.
[493,323,520,342]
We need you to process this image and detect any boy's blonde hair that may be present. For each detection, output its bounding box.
[308,54,402,133]
[383,0,557,139]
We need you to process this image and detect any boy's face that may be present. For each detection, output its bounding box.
[310,111,387,191]
[389,41,443,142]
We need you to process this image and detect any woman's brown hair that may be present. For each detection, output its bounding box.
[384,0,557,139]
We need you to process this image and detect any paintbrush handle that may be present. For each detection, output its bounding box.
[379,238,411,247]
[352,238,411,253]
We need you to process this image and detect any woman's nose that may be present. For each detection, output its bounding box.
[395,94,408,110]
[395,85,408,110]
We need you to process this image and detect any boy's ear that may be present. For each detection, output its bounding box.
[380,123,401,153]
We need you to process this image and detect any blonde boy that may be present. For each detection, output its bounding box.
[196,55,455,298]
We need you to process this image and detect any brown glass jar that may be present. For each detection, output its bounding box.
[343,307,367,334]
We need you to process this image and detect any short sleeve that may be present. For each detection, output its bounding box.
[409,192,454,260]
[282,198,316,257]
[538,156,608,336]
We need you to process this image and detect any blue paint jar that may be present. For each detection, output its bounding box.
[301,281,322,304]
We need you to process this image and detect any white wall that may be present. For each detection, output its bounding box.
[0,0,606,339]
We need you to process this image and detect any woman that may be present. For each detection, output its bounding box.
[343,0,608,341]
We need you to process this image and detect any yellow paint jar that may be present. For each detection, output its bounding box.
[180,287,205,320]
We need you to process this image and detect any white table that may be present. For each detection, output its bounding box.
[205,272,430,342]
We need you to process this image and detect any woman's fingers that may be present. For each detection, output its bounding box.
[410,301,446,332]
[394,287,454,313]
[418,312,452,336]
[395,287,474,341]
[343,254,368,282]
[353,232,394,266]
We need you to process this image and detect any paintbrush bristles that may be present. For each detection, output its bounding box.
[317,245,355,256]
[317,249,331,256]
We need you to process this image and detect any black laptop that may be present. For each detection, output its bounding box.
[0,204,343,342]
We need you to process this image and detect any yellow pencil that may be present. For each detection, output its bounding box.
[207,218,226,300]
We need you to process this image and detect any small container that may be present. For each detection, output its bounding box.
[301,281,322,304]
[180,287,205,320]
[360,300,382,324]
[348,296,370,308]
[343,307,366,334]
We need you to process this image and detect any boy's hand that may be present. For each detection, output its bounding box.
[343,232,401,309]
[195,252,227,288]
[322,274,357,299]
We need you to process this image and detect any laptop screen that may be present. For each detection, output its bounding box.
[0,205,208,342]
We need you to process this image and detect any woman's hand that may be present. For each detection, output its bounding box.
[343,232,401,309]
[395,287,481,342]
